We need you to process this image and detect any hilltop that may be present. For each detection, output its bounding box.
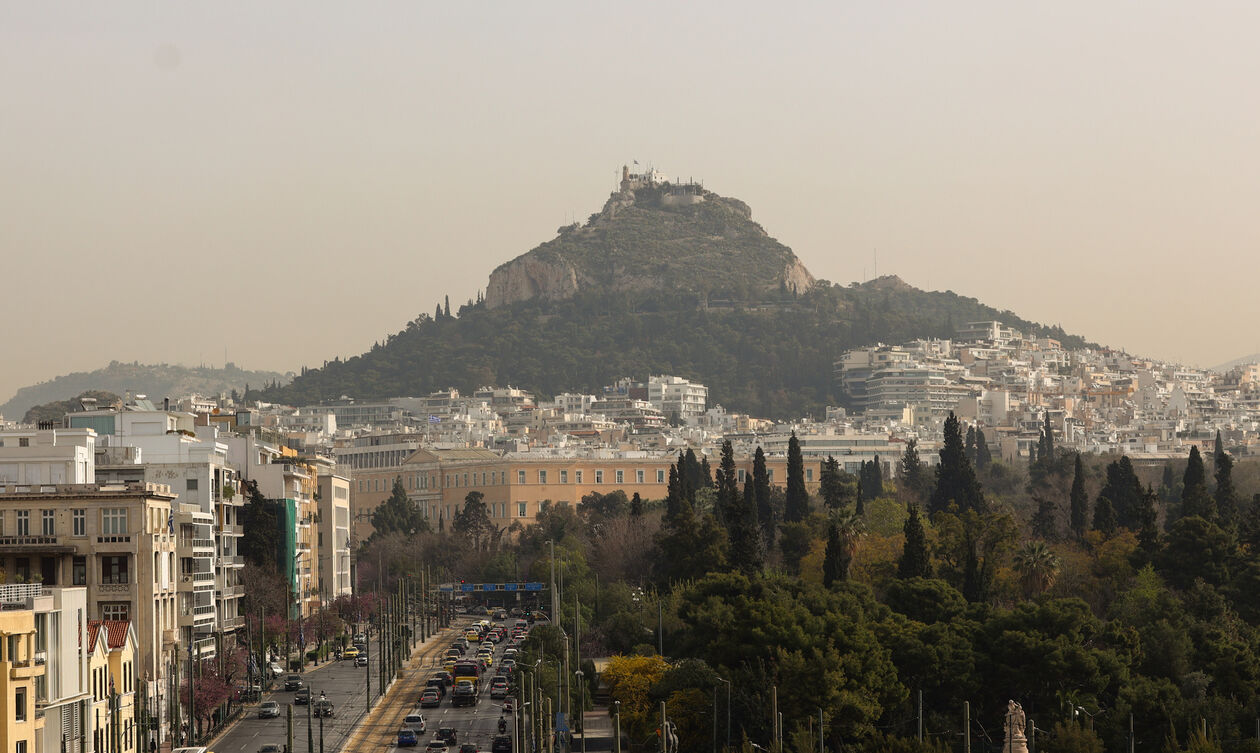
[485,167,813,308]
[254,169,1093,416]
[2,361,291,421]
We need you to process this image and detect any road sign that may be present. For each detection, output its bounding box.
[555,711,569,734]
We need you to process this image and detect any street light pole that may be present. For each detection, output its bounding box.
[574,670,586,753]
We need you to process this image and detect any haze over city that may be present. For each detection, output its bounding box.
[4,1,1260,402]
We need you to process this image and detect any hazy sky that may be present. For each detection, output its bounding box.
[4,2,1260,404]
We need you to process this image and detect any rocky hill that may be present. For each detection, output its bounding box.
[485,174,814,308]
[1,361,290,421]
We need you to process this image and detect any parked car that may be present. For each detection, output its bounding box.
[397,729,419,748]
[284,675,303,691]
[257,701,281,719]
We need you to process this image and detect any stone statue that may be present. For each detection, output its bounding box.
[1002,700,1028,753]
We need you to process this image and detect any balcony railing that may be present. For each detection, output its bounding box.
[98,583,132,594]
[0,583,42,606]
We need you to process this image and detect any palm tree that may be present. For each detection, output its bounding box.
[823,512,866,585]
[1013,540,1060,598]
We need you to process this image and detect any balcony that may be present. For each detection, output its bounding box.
[94,535,132,550]
[219,584,245,599]
[220,615,245,630]
[9,658,43,680]
[179,604,215,627]
[0,583,43,607]
[218,555,244,568]
[220,524,243,537]
[0,536,74,554]
[97,582,133,595]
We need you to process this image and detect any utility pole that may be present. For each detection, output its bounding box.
[771,686,779,753]
[917,689,923,743]
[614,701,621,753]
[286,701,293,753]
[306,685,313,753]
[319,697,325,753]
[964,701,970,753]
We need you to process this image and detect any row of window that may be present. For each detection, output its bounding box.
[360,468,680,493]
[0,508,125,537]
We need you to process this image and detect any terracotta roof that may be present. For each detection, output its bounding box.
[86,619,130,651]
[98,620,130,649]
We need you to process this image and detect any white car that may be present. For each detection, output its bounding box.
[403,713,427,734]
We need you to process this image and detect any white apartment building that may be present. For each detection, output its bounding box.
[316,474,352,601]
[0,428,97,485]
[648,375,708,421]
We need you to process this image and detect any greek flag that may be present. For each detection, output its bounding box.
[167,512,174,534]
[428,415,441,424]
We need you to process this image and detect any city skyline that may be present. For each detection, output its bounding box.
[5,2,1260,402]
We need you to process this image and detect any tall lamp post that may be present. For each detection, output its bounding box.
[574,670,586,753]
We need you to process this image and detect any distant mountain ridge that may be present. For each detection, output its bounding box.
[2,361,291,420]
[253,172,1094,418]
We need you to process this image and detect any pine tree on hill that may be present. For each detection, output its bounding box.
[1180,446,1214,522]
[665,464,684,521]
[930,412,985,514]
[1070,453,1089,540]
[897,503,932,579]
[784,432,810,522]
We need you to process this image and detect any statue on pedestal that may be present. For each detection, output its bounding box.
[1002,700,1029,753]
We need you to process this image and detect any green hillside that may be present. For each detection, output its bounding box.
[255,278,1090,418]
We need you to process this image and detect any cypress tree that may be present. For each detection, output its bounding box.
[965,426,978,464]
[1096,457,1143,529]
[753,447,775,546]
[784,432,809,522]
[822,522,844,587]
[858,456,883,505]
[1030,495,1058,541]
[725,488,763,575]
[665,464,683,521]
[1042,411,1055,461]
[898,440,926,500]
[716,441,740,523]
[630,492,644,518]
[1070,453,1089,539]
[897,503,931,579]
[684,449,703,495]
[819,455,846,510]
[1093,496,1118,538]
[1214,432,1238,525]
[974,429,992,470]
[701,456,714,490]
[443,295,451,318]
[930,412,986,514]
[435,303,442,320]
[1135,485,1160,562]
[1158,462,1177,503]
[1181,446,1213,521]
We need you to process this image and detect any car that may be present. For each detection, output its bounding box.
[424,679,446,698]
[355,655,368,667]
[503,698,514,713]
[490,683,509,700]
[459,745,479,753]
[502,648,517,660]
[500,659,516,673]
[259,745,283,753]
[397,729,419,748]
[429,671,453,687]
[342,647,360,660]
[495,610,508,620]
[452,680,479,707]
[284,675,303,691]
[294,689,310,705]
[437,727,457,745]
[314,699,334,717]
[420,689,441,708]
[491,736,513,753]
[257,701,281,719]
[444,649,462,661]
[403,713,427,734]
[425,742,448,753]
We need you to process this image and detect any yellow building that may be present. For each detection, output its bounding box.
[86,620,137,753]
[0,603,44,753]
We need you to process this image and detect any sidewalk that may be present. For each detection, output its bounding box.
[577,709,616,752]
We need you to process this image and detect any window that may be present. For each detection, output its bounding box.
[615,470,624,484]
[101,603,129,621]
[517,470,526,484]
[594,470,603,484]
[575,471,583,484]
[72,509,85,536]
[18,437,29,448]
[806,468,814,482]
[559,470,568,484]
[517,502,527,517]
[737,469,746,483]
[636,470,645,483]
[185,478,198,491]
[15,510,28,536]
[14,687,25,721]
[463,473,468,486]
[538,470,547,484]
[101,556,129,584]
[101,509,127,535]
[657,469,666,484]
[16,741,26,753]
[41,510,54,536]
[767,470,775,483]
[72,557,86,586]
